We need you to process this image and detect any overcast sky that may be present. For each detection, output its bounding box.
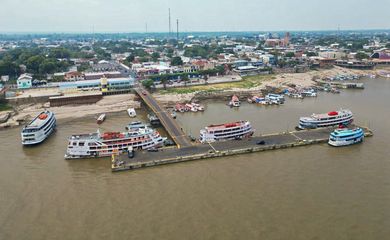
[0,0,389,33]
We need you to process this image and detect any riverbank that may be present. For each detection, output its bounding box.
[0,66,382,129]
[153,66,375,105]
[0,94,140,129]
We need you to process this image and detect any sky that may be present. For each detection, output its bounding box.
[0,0,389,33]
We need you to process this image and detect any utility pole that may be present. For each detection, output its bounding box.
[176,19,179,40]
[145,23,148,34]
[168,8,171,38]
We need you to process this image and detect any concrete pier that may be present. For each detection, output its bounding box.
[111,126,373,172]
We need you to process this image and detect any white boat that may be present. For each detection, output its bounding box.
[21,110,56,145]
[185,103,197,112]
[266,93,285,104]
[125,121,148,130]
[97,114,106,124]
[192,103,205,111]
[65,127,164,159]
[127,108,136,118]
[229,95,240,107]
[302,90,317,97]
[200,120,254,143]
[298,109,353,129]
[328,128,364,147]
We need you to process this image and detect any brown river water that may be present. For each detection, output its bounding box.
[0,78,389,239]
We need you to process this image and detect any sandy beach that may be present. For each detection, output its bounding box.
[1,94,140,128]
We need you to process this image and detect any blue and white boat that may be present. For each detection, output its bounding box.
[328,128,364,147]
[21,110,56,145]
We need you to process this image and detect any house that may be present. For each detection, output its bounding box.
[17,74,33,89]
[65,71,84,81]
[1,75,9,82]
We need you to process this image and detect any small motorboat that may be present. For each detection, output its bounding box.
[228,95,240,107]
[97,114,106,124]
[127,108,136,118]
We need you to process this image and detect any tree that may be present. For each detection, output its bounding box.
[285,52,295,58]
[171,56,183,66]
[355,52,369,60]
[142,79,154,89]
[126,55,135,63]
[304,51,318,57]
[26,55,45,73]
[160,75,169,90]
[182,74,189,86]
[39,60,57,74]
[151,52,160,62]
[203,74,208,85]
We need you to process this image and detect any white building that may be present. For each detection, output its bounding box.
[17,74,33,89]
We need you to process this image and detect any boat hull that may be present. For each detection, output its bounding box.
[328,136,364,147]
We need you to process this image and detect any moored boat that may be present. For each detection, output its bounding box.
[97,114,106,124]
[229,95,240,107]
[148,114,161,126]
[298,109,353,130]
[175,103,185,113]
[127,108,136,118]
[266,93,285,104]
[125,121,148,131]
[328,128,364,147]
[200,120,254,143]
[21,110,56,145]
[65,127,164,159]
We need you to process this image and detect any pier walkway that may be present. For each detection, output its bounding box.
[112,126,373,172]
[134,87,191,148]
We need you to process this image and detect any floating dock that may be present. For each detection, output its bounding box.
[111,126,373,172]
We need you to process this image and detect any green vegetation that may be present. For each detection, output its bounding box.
[171,56,183,66]
[0,100,12,112]
[142,79,154,89]
[285,52,295,58]
[355,52,370,60]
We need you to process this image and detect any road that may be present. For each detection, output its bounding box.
[134,87,192,148]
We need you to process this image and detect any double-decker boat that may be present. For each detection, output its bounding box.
[21,110,56,145]
[298,109,353,129]
[65,127,164,159]
[200,120,254,143]
[328,128,364,147]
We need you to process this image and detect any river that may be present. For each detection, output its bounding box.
[0,77,389,239]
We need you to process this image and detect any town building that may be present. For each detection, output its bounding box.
[17,74,33,89]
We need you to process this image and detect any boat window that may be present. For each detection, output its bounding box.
[79,142,85,146]
[73,142,77,146]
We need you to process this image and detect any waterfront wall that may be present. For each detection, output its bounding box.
[112,129,373,172]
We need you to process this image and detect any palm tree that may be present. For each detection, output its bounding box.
[203,74,208,85]
[182,74,189,87]
[160,75,169,90]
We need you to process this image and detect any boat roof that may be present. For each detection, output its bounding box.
[206,120,248,130]
[25,111,53,128]
[331,128,362,136]
[310,109,352,119]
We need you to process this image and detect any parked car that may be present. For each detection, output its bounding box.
[256,140,266,145]
[127,150,135,158]
[164,139,175,146]
[147,147,159,152]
